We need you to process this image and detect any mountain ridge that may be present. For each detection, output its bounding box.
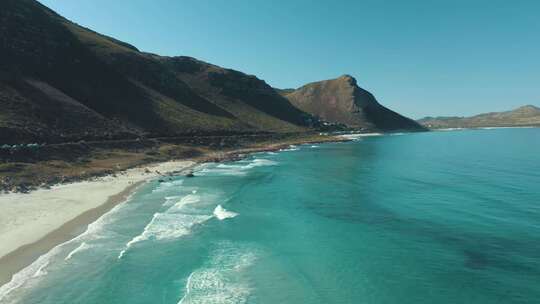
[418,105,540,129]
[0,0,314,144]
[0,0,424,145]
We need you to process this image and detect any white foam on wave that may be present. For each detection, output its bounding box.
[168,194,201,211]
[199,158,277,176]
[218,159,277,170]
[118,213,212,259]
[338,133,383,140]
[118,194,211,259]
[152,179,184,193]
[0,247,55,302]
[279,146,300,152]
[243,159,277,169]
[213,205,238,220]
[436,128,465,131]
[64,242,91,261]
[165,195,183,202]
[280,144,300,151]
[199,168,247,176]
[163,189,200,207]
[178,244,257,304]
[32,261,49,278]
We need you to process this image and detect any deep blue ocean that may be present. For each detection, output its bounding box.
[1,128,540,304]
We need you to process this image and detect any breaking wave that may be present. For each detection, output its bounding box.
[64,242,91,261]
[178,243,258,304]
[152,179,184,193]
[338,133,383,140]
[213,205,238,220]
[118,194,211,259]
[198,158,277,176]
[280,145,300,152]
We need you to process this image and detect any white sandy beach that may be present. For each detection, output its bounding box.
[0,160,195,285]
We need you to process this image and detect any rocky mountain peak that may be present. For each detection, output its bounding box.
[338,74,357,86]
[284,75,425,132]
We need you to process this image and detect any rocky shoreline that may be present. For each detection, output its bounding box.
[0,133,348,194]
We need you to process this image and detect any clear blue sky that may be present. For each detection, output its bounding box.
[39,0,539,118]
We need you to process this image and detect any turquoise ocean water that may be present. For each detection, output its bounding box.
[1,128,540,304]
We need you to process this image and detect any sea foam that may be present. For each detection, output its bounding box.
[213,205,238,220]
[338,133,383,140]
[152,179,184,193]
[199,158,277,176]
[0,248,59,303]
[178,243,257,304]
[64,242,91,261]
[280,145,300,152]
[118,194,211,259]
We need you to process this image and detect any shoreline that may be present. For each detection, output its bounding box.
[0,160,197,288]
[0,181,144,287]
[0,136,347,290]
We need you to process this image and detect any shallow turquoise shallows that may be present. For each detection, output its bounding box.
[2,128,540,304]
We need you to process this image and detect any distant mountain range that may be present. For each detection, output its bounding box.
[418,105,540,129]
[1,0,422,144]
[282,75,425,132]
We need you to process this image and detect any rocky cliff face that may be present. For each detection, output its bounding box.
[418,105,540,129]
[284,75,426,132]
